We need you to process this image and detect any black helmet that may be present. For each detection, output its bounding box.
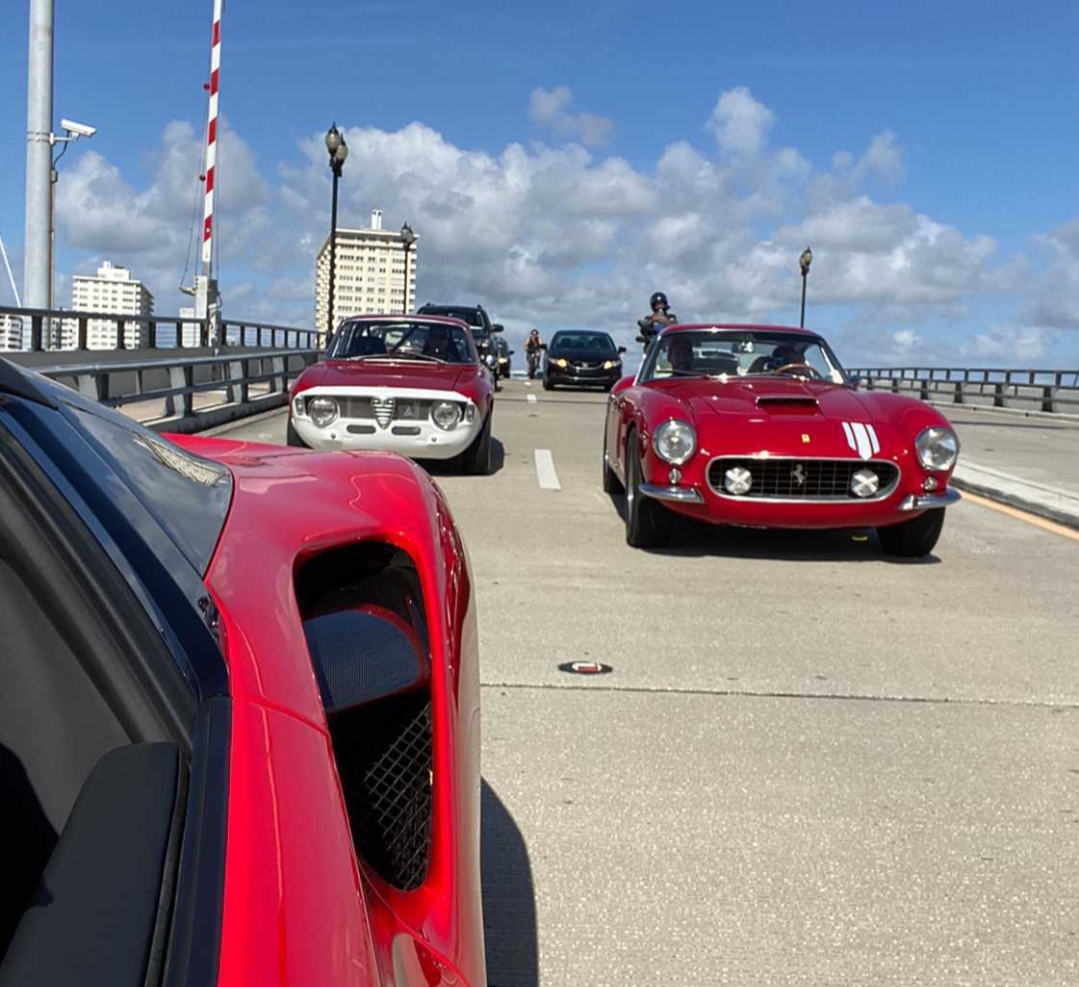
[650,291,669,311]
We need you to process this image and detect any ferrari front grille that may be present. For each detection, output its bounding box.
[330,691,433,891]
[708,456,900,500]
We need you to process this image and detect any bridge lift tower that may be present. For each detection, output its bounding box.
[180,0,223,337]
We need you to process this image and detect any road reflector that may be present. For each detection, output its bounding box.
[558,661,612,675]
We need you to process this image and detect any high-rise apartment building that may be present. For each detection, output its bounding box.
[315,210,418,331]
[0,314,23,352]
[70,261,154,349]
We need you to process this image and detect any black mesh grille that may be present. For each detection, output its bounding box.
[329,691,432,891]
[708,457,899,499]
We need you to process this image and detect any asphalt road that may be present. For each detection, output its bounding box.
[216,383,1078,987]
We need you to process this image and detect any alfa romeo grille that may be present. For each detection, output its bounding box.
[329,691,432,891]
[708,457,899,500]
[336,396,433,425]
[371,397,395,428]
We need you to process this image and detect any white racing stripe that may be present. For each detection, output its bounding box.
[527,394,538,404]
[534,449,561,490]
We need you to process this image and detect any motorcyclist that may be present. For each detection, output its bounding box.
[525,328,545,378]
[637,292,678,348]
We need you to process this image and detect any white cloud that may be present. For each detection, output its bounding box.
[528,86,615,147]
[40,89,1070,365]
[707,86,774,157]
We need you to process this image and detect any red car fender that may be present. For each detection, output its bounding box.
[170,436,485,987]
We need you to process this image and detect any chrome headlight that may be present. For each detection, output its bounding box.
[292,395,305,417]
[431,401,462,430]
[915,426,959,471]
[308,397,338,428]
[653,419,697,465]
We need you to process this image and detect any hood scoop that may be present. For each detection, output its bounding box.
[755,394,820,414]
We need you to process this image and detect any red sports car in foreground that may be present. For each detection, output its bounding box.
[1,359,485,987]
[289,315,495,475]
[603,324,961,555]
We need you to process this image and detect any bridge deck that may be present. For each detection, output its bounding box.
[216,384,1078,987]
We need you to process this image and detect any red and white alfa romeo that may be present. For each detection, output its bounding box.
[289,315,496,474]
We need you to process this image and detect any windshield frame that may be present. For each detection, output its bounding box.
[637,328,848,385]
[327,317,479,365]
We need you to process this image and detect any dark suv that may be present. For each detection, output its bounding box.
[416,304,503,362]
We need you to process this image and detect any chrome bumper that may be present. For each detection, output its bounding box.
[898,488,962,511]
[639,484,704,504]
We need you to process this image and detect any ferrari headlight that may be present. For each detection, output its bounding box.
[432,401,462,430]
[915,426,958,471]
[308,397,338,428]
[653,419,697,465]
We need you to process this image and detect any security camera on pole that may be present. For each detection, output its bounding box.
[799,246,813,328]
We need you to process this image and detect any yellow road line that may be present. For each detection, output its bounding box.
[960,490,1079,542]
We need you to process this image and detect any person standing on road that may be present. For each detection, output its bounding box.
[525,328,545,378]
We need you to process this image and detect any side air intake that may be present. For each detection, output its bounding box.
[295,543,433,891]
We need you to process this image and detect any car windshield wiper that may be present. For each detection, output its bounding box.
[364,352,448,364]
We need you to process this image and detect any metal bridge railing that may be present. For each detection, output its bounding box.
[849,366,1079,415]
[0,304,321,352]
[27,348,319,434]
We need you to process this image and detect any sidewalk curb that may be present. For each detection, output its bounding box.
[952,462,1079,530]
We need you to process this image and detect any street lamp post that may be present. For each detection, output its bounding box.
[799,246,813,328]
[400,222,415,313]
[324,124,348,345]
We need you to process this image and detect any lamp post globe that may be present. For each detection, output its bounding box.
[799,245,813,327]
[400,222,415,313]
[324,123,348,344]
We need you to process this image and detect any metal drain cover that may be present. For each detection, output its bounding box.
[558,661,612,675]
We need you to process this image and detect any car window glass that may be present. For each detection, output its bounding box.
[331,320,475,364]
[68,406,232,575]
[645,332,844,382]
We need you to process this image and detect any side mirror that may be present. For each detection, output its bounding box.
[509,350,515,356]
[491,323,504,333]
[635,336,646,344]
[618,345,627,355]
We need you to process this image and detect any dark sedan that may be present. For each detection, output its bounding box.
[543,330,626,391]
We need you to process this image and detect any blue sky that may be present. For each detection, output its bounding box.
[1,0,1076,365]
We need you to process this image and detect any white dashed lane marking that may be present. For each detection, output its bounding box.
[527,394,538,403]
[534,449,561,490]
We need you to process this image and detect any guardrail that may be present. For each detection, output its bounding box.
[0,304,321,352]
[850,366,1079,415]
[29,348,319,434]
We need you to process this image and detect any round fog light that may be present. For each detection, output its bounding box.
[669,468,682,485]
[851,468,880,498]
[924,476,938,491]
[724,466,753,495]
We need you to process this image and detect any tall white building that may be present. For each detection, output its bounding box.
[315,210,418,331]
[70,261,154,349]
[0,314,23,352]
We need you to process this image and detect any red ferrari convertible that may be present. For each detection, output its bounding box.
[603,324,961,555]
[288,315,495,475]
[1,359,485,987]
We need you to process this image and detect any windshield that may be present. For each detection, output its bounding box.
[640,330,847,384]
[551,332,617,354]
[328,319,477,365]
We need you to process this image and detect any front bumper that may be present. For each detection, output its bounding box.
[546,364,621,387]
[291,387,481,459]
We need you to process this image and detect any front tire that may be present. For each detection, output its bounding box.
[461,412,493,475]
[286,420,307,447]
[877,509,945,557]
[624,434,672,548]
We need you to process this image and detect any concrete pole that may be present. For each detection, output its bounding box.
[23,0,54,312]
